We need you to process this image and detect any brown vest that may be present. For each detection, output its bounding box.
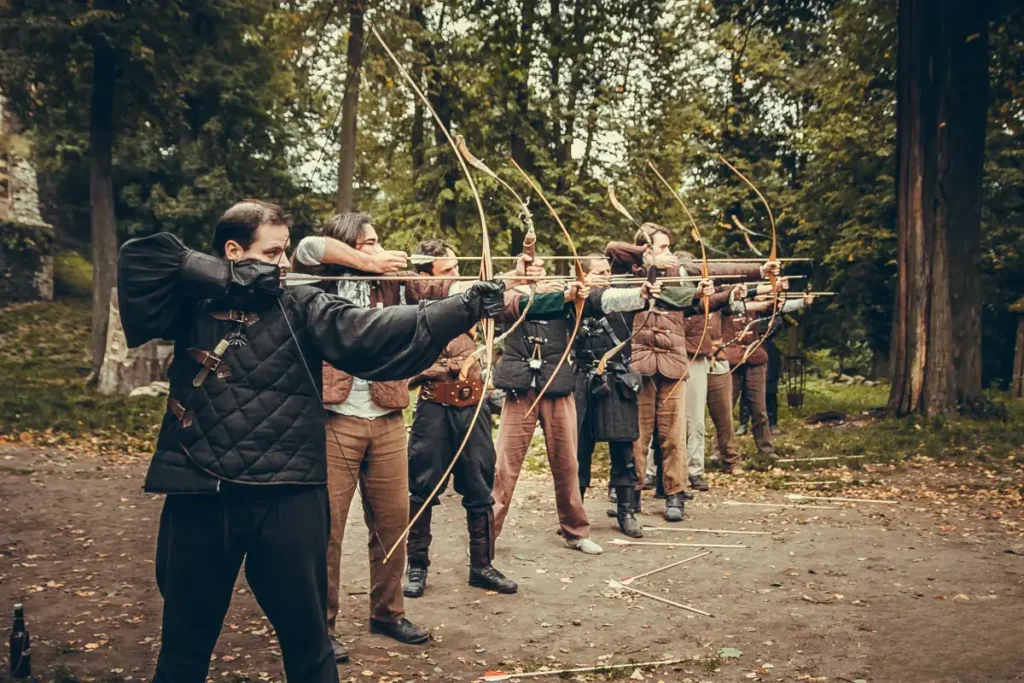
[409,333,480,390]
[631,308,689,379]
[720,309,769,368]
[318,273,453,411]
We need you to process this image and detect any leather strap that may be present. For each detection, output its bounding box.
[167,398,194,428]
[187,348,232,379]
[420,378,485,407]
[209,310,259,325]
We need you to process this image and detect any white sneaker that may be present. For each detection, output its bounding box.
[565,537,603,555]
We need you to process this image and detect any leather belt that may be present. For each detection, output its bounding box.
[167,398,194,428]
[420,378,484,408]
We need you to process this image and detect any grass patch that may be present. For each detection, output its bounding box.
[0,299,163,440]
[767,380,1024,470]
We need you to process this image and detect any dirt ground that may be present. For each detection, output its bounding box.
[1,444,1022,683]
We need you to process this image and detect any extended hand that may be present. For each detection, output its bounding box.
[461,281,507,319]
[369,250,408,274]
[697,279,715,298]
[760,259,781,280]
[641,281,662,300]
[231,260,284,298]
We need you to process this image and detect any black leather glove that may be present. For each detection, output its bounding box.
[230,259,284,299]
[460,280,506,320]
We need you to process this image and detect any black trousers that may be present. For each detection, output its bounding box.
[154,485,336,683]
[574,372,638,490]
[407,399,495,568]
[407,399,495,511]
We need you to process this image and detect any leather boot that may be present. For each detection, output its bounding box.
[664,493,685,522]
[403,503,432,598]
[615,486,643,538]
[607,490,641,517]
[467,508,517,594]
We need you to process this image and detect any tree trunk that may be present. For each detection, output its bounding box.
[410,1,426,176]
[335,0,365,213]
[89,38,118,378]
[1012,318,1024,399]
[507,0,538,252]
[888,0,956,417]
[98,288,173,395]
[944,4,988,403]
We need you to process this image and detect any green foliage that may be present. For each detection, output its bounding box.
[1,0,1022,386]
[54,250,93,297]
[0,299,163,436]
[0,0,314,250]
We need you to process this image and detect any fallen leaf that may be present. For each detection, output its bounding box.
[718,647,743,659]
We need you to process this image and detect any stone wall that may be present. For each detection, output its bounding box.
[0,93,55,306]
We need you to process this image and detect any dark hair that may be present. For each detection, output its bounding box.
[414,239,456,274]
[212,199,293,256]
[581,251,608,274]
[322,212,373,247]
[635,222,671,246]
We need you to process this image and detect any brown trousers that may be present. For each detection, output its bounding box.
[732,363,774,454]
[493,390,590,541]
[706,370,741,464]
[325,412,408,630]
[634,374,687,495]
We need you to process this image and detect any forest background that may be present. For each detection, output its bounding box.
[1,0,1022,394]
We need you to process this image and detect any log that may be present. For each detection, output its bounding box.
[97,287,172,395]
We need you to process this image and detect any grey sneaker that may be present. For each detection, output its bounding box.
[565,537,603,555]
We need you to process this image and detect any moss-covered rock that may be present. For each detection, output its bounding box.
[0,219,54,305]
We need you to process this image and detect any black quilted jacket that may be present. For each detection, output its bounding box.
[146,286,474,493]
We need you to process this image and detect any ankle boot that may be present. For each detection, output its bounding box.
[615,486,643,538]
[403,563,428,598]
[664,493,685,522]
[467,508,517,594]
[608,489,642,517]
[403,502,433,598]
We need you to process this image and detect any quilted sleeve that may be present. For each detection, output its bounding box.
[305,291,475,381]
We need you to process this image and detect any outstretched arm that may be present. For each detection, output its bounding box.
[304,283,504,381]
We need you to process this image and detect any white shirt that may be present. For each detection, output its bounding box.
[294,236,397,419]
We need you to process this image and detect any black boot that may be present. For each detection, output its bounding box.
[403,502,432,598]
[404,564,428,599]
[467,508,517,594]
[608,489,642,517]
[615,486,643,538]
[664,493,685,522]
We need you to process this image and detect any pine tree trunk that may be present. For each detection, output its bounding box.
[888,0,956,417]
[945,4,988,403]
[336,0,365,213]
[89,38,118,378]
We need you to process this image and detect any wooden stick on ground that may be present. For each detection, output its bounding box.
[608,580,714,617]
[641,527,771,535]
[786,494,898,505]
[482,658,690,682]
[775,455,867,464]
[609,539,748,549]
[721,501,839,510]
[782,481,841,486]
[619,550,712,585]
